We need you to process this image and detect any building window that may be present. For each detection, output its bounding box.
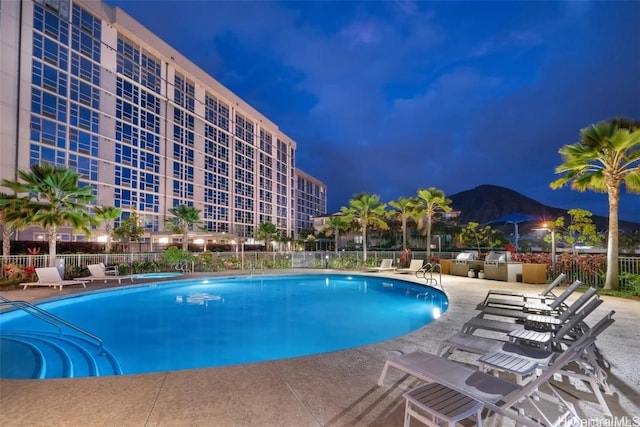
[235,113,254,145]
[33,3,70,42]
[174,74,195,112]
[205,94,230,131]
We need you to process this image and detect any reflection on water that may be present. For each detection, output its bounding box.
[176,292,224,308]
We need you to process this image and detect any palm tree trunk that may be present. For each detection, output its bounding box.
[334,232,339,253]
[2,225,12,257]
[182,230,188,251]
[105,224,113,252]
[105,234,112,253]
[362,225,368,262]
[604,186,620,290]
[402,217,407,250]
[426,215,433,261]
[48,225,57,267]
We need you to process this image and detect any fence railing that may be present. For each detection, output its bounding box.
[1,251,638,290]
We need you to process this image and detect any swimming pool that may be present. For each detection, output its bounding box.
[0,274,447,379]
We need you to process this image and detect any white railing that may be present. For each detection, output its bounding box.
[0,253,163,275]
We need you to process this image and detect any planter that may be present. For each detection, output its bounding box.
[468,270,476,278]
[522,263,547,284]
[478,271,485,279]
[439,259,451,274]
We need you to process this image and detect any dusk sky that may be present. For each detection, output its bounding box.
[107,0,640,222]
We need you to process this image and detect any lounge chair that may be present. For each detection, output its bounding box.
[478,284,594,321]
[363,258,395,272]
[478,273,566,308]
[84,264,134,284]
[22,267,88,291]
[378,335,597,426]
[462,287,598,336]
[395,259,424,274]
[99,262,119,275]
[440,298,604,358]
[478,312,616,415]
[477,279,583,315]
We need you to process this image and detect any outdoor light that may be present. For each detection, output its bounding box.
[325,254,329,269]
[194,238,206,252]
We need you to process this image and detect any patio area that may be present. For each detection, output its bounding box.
[0,271,638,426]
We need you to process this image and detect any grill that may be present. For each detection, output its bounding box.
[456,251,477,261]
[485,251,511,263]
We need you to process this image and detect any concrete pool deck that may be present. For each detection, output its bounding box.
[0,270,638,426]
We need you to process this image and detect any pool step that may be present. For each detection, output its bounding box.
[0,330,122,379]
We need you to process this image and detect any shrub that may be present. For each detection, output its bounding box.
[163,247,193,264]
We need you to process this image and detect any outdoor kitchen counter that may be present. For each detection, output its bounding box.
[482,261,523,282]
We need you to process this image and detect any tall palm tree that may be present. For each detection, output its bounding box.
[94,205,122,253]
[388,197,417,250]
[551,118,640,290]
[166,205,203,251]
[1,163,96,267]
[340,193,388,261]
[255,222,279,250]
[412,187,452,260]
[0,193,31,257]
[322,214,351,252]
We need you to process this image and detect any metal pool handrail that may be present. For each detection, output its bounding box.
[0,295,104,353]
[415,263,444,291]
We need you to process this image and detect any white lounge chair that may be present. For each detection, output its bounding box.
[99,262,119,275]
[478,280,583,317]
[478,273,567,308]
[479,311,616,415]
[478,285,595,322]
[461,288,595,342]
[84,264,133,284]
[440,297,603,358]
[22,267,87,291]
[364,258,395,272]
[395,259,424,274]
[378,335,597,427]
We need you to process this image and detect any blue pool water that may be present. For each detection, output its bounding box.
[0,274,447,379]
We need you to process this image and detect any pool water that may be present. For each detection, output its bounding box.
[0,274,447,379]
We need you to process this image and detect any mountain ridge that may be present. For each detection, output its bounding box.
[449,184,639,232]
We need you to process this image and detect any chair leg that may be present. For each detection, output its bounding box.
[404,399,411,427]
[378,361,390,386]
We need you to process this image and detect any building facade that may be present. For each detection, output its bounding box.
[296,169,326,233]
[1,0,327,247]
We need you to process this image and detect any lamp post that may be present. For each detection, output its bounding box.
[542,222,556,277]
[550,228,556,277]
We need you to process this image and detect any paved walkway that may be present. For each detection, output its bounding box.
[1,271,638,426]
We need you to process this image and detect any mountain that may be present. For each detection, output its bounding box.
[449,185,639,232]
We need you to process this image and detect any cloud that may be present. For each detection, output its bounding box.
[341,20,382,47]
[471,31,543,57]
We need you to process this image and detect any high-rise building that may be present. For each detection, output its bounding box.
[1,0,327,246]
[296,169,326,233]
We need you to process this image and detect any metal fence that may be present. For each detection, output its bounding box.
[1,251,638,290]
